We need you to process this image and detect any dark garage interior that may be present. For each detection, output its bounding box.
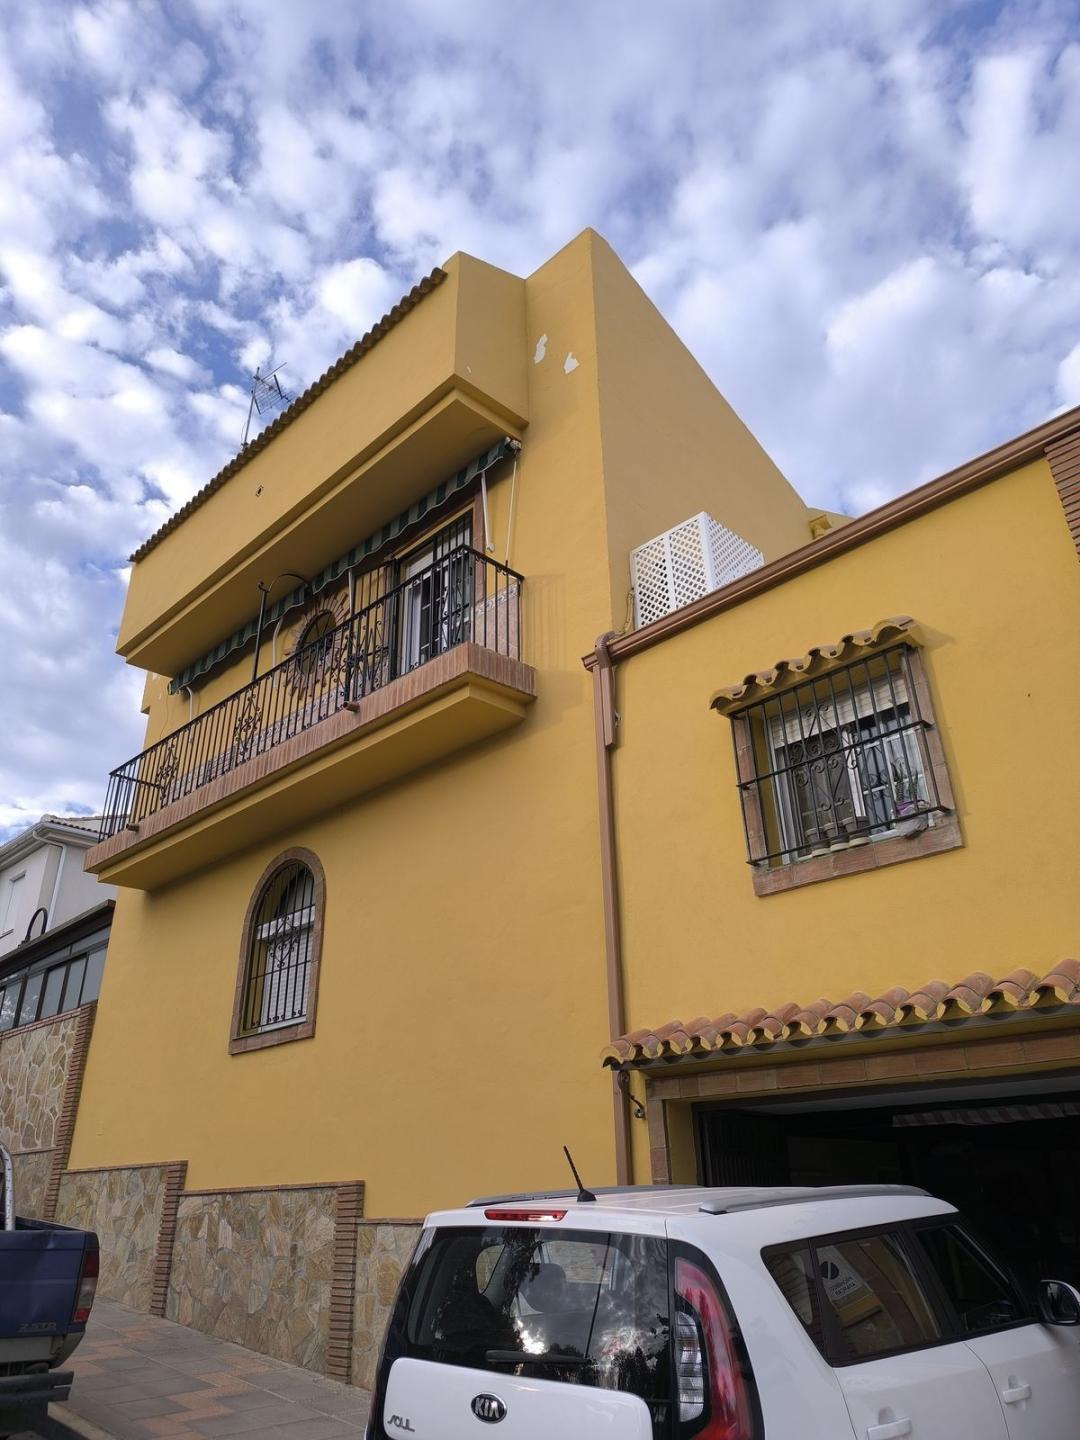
[696,1072,1080,1290]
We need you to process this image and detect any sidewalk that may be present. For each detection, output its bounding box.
[38,1299,371,1440]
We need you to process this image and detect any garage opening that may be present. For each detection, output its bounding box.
[695,1071,1080,1289]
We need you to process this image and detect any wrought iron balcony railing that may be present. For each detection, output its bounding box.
[100,547,523,842]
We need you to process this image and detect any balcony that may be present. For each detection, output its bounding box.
[86,550,534,889]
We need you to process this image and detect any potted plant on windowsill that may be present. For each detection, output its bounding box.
[892,771,921,818]
[891,771,928,836]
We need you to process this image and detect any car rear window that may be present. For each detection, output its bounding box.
[765,1231,943,1365]
[402,1226,671,1429]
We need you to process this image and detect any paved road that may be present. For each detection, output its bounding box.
[7,1299,372,1440]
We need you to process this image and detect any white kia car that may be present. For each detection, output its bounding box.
[365,1182,1080,1439]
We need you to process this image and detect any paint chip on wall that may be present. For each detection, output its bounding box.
[533,334,548,363]
[563,352,579,374]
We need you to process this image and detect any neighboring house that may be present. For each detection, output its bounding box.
[0,816,112,1222]
[0,815,113,1027]
[40,228,1079,1388]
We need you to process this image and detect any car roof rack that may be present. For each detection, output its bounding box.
[467,1184,698,1208]
[699,1184,931,1215]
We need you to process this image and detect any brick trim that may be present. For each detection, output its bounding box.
[149,1161,187,1317]
[229,848,326,1056]
[43,1003,96,1221]
[1047,432,1080,559]
[180,1180,355,1197]
[752,814,962,894]
[327,1181,365,1383]
[0,1001,96,1043]
[61,1158,188,1177]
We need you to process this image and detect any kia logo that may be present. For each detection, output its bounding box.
[471,1393,507,1423]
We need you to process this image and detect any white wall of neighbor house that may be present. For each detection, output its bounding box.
[54,845,110,927]
[0,846,56,956]
[0,828,114,958]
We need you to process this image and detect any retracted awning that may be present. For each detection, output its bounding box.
[169,438,516,693]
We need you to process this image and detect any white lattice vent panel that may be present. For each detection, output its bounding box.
[630,512,763,628]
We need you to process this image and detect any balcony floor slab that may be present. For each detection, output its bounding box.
[86,644,535,890]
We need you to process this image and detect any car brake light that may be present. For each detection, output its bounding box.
[675,1257,757,1439]
[484,1208,567,1222]
[73,1248,99,1325]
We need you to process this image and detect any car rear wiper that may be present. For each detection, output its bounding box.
[486,1350,588,1366]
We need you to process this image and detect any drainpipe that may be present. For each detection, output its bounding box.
[592,632,631,1185]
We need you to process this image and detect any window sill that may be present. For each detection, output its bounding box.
[751,813,962,897]
[229,1017,315,1055]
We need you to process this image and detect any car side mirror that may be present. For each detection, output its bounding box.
[1037,1279,1080,1326]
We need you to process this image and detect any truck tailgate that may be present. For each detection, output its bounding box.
[0,1225,86,1340]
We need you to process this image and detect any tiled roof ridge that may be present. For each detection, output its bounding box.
[129,267,448,564]
[709,616,918,713]
[603,961,1080,1066]
[40,813,105,832]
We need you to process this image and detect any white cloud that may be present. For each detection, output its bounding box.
[317,258,395,335]
[145,346,210,384]
[1057,341,1080,410]
[1,0,1080,822]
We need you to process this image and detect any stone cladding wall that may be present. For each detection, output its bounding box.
[11,1149,53,1219]
[166,1185,338,1373]
[55,1163,177,1311]
[352,1221,422,1393]
[0,1011,76,1150]
[0,1005,95,1222]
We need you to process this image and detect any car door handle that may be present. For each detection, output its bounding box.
[1002,1382,1031,1404]
[868,1420,912,1439]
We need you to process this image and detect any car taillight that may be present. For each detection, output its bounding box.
[674,1256,758,1440]
[73,1248,99,1325]
[483,1208,567,1222]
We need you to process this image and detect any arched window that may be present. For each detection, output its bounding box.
[230,849,325,1054]
[294,611,337,679]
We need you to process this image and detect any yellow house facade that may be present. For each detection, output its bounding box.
[10,227,1072,1386]
[47,230,824,1383]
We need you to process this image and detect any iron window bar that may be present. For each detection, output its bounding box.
[98,547,523,842]
[238,861,315,1037]
[730,645,948,866]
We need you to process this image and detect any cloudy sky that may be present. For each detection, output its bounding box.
[1,0,1079,836]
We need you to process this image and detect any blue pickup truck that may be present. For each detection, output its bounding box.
[0,1144,99,1435]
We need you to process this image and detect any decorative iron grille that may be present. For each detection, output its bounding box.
[99,547,523,841]
[731,645,946,865]
[239,862,315,1034]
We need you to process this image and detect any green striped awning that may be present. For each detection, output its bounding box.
[169,438,515,693]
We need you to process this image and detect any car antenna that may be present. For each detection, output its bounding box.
[563,1145,597,1203]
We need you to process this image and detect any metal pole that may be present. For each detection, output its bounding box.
[251,583,269,685]
[1,1143,14,1230]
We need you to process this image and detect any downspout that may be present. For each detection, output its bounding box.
[45,840,67,931]
[592,632,632,1185]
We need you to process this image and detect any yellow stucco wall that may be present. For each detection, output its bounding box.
[71,230,820,1214]
[606,459,1080,1184]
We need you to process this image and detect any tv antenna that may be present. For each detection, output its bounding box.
[243,362,290,446]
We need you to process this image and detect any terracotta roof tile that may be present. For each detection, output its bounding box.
[710,616,919,713]
[602,960,1080,1067]
[129,268,448,564]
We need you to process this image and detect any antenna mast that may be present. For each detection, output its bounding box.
[243,362,290,446]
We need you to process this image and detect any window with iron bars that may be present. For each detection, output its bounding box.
[731,646,947,867]
[238,861,316,1036]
